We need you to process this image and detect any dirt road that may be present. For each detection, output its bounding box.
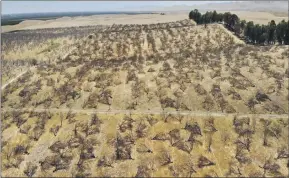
[1,70,28,90]
[2,107,287,119]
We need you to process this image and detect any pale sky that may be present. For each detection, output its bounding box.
[2,1,226,15]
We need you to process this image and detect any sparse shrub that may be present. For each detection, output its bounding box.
[259,159,281,177]
[157,149,173,166]
[147,67,156,72]
[194,84,207,95]
[152,132,170,141]
[247,97,258,111]
[160,97,176,109]
[119,116,134,133]
[49,141,67,153]
[202,95,214,111]
[24,162,38,177]
[126,70,137,83]
[82,91,98,109]
[98,88,112,106]
[97,156,114,168]
[29,126,44,141]
[50,125,60,136]
[40,154,71,172]
[169,129,181,145]
[135,159,155,177]
[115,134,134,160]
[20,124,31,134]
[235,146,251,164]
[136,120,149,138]
[198,156,215,168]
[276,146,289,159]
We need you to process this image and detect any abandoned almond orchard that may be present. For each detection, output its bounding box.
[1,19,288,177]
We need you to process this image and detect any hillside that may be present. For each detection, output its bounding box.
[1,20,288,177]
[2,20,288,114]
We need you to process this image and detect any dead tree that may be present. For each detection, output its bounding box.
[146,115,158,126]
[184,122,202,136]
[225,160,242,177]
[50,125,60,136]
[260,119,281,146]
[115,133,134,160]
[97,156,114,168]
[169,129,181,146]
[235,146,251,164]
[276,146,289,159]
[204,118,217,152]
[90,113,102,126]
[49,141,67,153]
[259,159,281,177]
[198,156,215,168]
[119,115,134,133]
[24,162,38,177]
[158,150,173,166]
[136,120,148,138]
[135,162,154,177]
[176,112,184,123]
[12,111,26,128]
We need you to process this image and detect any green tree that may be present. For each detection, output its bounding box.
[276,20,287,44]
[254,24,262,44]
[212,10,218,22]
[260,33,268,45]
[188,9,287,46]
[284,21,289,45]
[230,14,239,29]
[268,20,277,44]
[201,11,213,24]
[240,20,246,31]
[245,21,254,42]
[261,25,269,44]
[217,13,224,22]
[223,12,231,26]
[234,22,242,36]
[195,10,202,24]
[189,9,202,24]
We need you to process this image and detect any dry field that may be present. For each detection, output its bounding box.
[2,9,287,84]
[2,111,288,177]
[1,25,107,85]
[2,11,287,33]
[1,19,289,177]
[217,11,288,25]
[2,13,188,33]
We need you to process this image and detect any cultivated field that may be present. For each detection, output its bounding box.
[1,13,188,33]
[2,111,288,177]
[2,20,288,114]
[1,19,289,177]
[1,25,108,85]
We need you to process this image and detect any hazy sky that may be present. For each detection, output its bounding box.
[2,1,225,14]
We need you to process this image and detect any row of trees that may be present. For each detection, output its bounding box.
[189,9,289,45]
[189,10,223,24]
[244,20,289,45]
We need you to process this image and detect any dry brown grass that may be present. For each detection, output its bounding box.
[2,20,288,177]
[1,112,288,177]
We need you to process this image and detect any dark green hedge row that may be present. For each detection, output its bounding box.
[189,9,289,45]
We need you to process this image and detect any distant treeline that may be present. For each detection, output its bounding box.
[189,9,289,45]
[2,19,24,26]
[2,18,60,26]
